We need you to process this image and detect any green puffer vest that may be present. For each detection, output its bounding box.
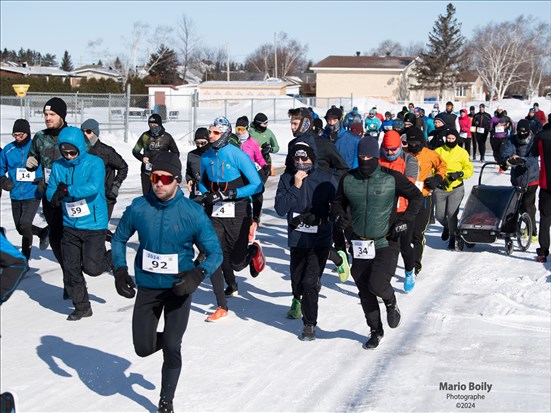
[343,167,396,249]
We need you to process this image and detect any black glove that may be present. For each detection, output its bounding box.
[447,171,464,181]
[107,182,121,200]
[334,214,351,231]
[50,182,68,207]
[389,220,408,241]
[114,267,136,298]
[0,176,15,192]
[205,189,237,204]
[290,213,321,229]
[507,157,526,167]
[33,178,46,195]
[437,179,450,190]
[261,143,272,157]
[262,164,271,177]
[172,268,205,296]
[424,175,443,190]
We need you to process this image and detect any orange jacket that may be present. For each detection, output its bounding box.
[409,147,447,196]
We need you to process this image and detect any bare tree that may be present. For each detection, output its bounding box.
[403,41,425,57]
[471,16,545,100]
[176,14,201,83]
[244,32,308,77]
[368,39,403,56]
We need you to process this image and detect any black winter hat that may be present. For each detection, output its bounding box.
[445,128,460,139]
[357,137,380,159]
[293,142,315,161]
[406,127,425,143]
[194,127,209,140]
[236,116,249,129]
[446,101,454,107]
[151,152,182,182]
[325,107,343,120]
[516,119,531,135]
[404,112,416,125]
[148,113,163,126]
[43,97,67,120]
[253,112,268,124]
[13,119,31,136]
[434,113,447,126]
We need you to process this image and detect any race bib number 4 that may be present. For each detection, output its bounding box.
[212,201,235,218]
[16,168,35,182]
[142,249,178,274]
[352,240,376,259]
[65,199,90,218]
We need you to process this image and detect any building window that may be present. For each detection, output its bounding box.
[455,85,466,97]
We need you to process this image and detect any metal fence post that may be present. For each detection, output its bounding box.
[124,84,131,143]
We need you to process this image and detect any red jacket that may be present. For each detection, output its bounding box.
[535,109,546,126]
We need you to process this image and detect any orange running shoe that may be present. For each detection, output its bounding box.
[205,306,228,322]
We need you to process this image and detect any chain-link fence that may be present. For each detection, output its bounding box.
[1,91,358,145]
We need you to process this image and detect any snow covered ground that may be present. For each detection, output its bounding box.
[0,100,550,413]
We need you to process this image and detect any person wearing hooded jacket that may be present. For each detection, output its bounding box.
[501,119,539,241]
[472,104,492,162]
[458,109,473,155]
[46,127,111,321]
[490,106,512,168]
[343,107,363,131]
[322,107,360,170]
[378,130,420,292]
[434,129,474,250]
[405,128,447,275]
[185,127,210,203]
[0,119,48,261]
[428,113,449,149]
[26,97,71,297]
[133,113,179,195]
[198,116,264,320]
[249,112,280,172]
[332,137,422,349]
[275,137,336,341]
[81,119,128,222]
[1,231,28,305]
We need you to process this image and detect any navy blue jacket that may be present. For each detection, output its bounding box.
[501,134,539,188]
[112,189,223,289]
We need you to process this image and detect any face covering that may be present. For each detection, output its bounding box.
[238,131,249,143]
[384,147,402,161]
[294,162,313,173]
[88,133,99,147]
[358,158,379,177]
[328,121,340,133]
[517,133,530,144]
[407,142,423,154]
[446,140,458,149]
[150,125,162,137]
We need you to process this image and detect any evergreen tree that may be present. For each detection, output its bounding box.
[60,50,74,71]
[42,53,57,67]
[146,44,179,84]
[114,56,123,71]
[412,3,466,100]
[97,59,103,66]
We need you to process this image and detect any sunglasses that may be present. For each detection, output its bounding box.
[82,129,93,134]
[384,147,400,152]
[195,140,208,147]
[235,126,247,133]
[150,173,175,185]
[62,150,78,157]
[293,156,309,162]
[12,133,25,138]
[208,130,222,136]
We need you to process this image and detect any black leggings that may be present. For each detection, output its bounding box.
[475,133,488,160]
[132,288,192,402]
[11,198,43,260]
[521,185,538,236]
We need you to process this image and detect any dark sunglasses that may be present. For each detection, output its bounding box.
[82,129,93,134]
[209,130,222,136]
[150,173,175,185]
[62,150,78,157]
[384,147,400,152]
[293,156,309,162]
[195,140,208,147]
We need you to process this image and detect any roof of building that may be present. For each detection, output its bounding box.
[311,55,416,70]
[0,64,70,77]
[199,80,290,88]
[71,65,122,78]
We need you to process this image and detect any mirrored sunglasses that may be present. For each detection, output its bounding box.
[208,130,222,136]
[235,126,247,133]
[150,173,175,185]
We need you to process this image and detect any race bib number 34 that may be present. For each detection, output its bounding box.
[352,240,376,259]
[65,199,90,218]
[142,249,178,274]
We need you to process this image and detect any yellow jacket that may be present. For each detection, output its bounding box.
[435,145,474,192]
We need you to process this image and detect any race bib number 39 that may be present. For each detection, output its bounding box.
[142,249,178,274]
[212,201,235,218]
[65,199,90,218]
[352,240,376,259]
[16,168,35,182]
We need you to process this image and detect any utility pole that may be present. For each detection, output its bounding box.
[274,32,278,79]
[226,43,230,82]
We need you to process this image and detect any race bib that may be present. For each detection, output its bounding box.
[292,212,318,233]
[254,162,262,171]
[142,249,178,274]
[44,168,51,183]
[145,163,152,171]
[384,125,393,130]
[369,131,378,137]
[460,132,468,138]
[352,240,376,259]
[495,125,505,133]
[415,181,424,192]
[470,126,477,132]
[212,201,235,218]
[477,127,485,133]
[65,199,90,218]
[16,168,35,182]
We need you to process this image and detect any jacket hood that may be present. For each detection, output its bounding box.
[57,126,88,162]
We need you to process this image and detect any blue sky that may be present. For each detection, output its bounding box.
[1,1,550,67]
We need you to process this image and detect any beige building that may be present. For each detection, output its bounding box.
[310,55,415,101]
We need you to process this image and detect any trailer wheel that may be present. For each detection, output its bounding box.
[516,213,532,251]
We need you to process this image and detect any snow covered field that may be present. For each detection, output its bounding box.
[0,99,550,413]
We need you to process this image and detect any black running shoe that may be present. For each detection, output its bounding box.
[158,399,174,413]
[300,324,316,341]
[67,308,93,321]
[363,330,384,349]
[224,284,238,297]
[386,303,401,328]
